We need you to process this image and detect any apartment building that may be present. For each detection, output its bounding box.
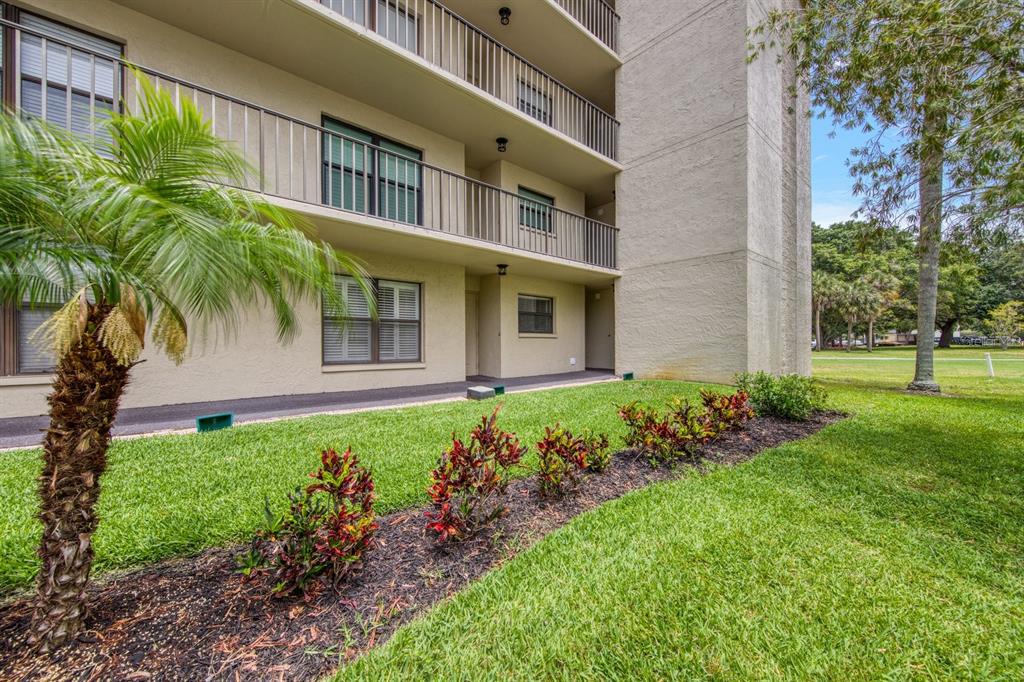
[0,0,810,419]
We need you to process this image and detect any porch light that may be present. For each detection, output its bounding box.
[499,7,511,25]
[497,264,508,276]
[496,137,509,152]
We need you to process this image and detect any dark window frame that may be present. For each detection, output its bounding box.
[0,303,60,376]
[517,294,554,335]
[0,7,122,376]
[322,276,423,365]
[1,5,125,121]
[517,185,555,234]
[321,115,424,226]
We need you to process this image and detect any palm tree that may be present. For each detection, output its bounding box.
[811,271,839,352]
[835,281,869,352]
[0,77,369,652]
[858,273,900,353]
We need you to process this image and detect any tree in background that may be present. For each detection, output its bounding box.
[835,280,868,351]
[811,270,840,351]
[812,221,914,348]
[934,250,982,347]
[753,1,1024,393]
[859,273,901,352]
[976,239,1024,321]
[986,302,1024,350]
[0,78,369,651]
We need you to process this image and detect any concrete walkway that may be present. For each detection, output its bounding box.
[0,370,617,449]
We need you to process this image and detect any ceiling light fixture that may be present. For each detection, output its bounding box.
[496,136,508,152]
[499,7,511,25]
[497,263,508,276]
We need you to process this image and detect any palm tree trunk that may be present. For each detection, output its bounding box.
[29,305,129,652]
[814,305,823,352]
[909,98,945,393]
[868,318,875,352]
[846,320,854,352]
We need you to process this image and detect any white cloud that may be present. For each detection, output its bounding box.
[813,154,829,163]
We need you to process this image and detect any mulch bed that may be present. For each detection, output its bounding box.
[0,411,841,681]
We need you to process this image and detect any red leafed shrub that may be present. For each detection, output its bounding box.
[699,389,754,437]
[536,426,612,496]
[619,391,750,467]
[425,406,526,542]
[238,447,377,597]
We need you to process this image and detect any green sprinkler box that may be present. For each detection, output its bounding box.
[492,384,506,396]
[622,372,635,381]
[196,412,233,433]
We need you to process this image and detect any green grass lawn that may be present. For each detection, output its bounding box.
[3,349,1021,679]
[336,348,1024,680]
[0,379,709,593]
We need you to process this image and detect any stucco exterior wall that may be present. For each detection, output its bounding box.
[614,0,810,383]
[1,251,466,417]
[473,273,586,378]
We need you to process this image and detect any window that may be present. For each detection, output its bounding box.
[318,0,418,53]
[323,276,422,364]
[517,79,551,125]
[322,117,422,225]
[0,304,58,375]
[518,187,554,233]
[518,295,553,334]
[375,0,418,52]
[10,10,122,145]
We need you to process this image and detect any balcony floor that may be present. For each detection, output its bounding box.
[0,370,616,449]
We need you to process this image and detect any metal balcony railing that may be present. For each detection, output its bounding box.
[317,0,619,159]
[0,20,618,270]
[553,0,619,52]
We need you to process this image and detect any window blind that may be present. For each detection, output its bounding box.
[17,307,57,373]
[518,295,554,334]
[18,13,120,144]
[323,276,372,363]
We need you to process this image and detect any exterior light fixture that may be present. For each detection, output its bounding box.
[496,136,508,152]
[497,263,508,276]
[499,7,511,25]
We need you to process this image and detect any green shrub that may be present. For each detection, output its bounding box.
[535,427,612,497]
[425,406,526,542]
[734,372,826,420]
[239,447,377,597]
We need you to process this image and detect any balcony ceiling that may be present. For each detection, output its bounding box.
[441,0,619,112]
[110,0,619,204]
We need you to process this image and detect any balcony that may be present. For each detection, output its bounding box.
[553,0,619,53]
[312,0,618,159]
[1,19,618,271]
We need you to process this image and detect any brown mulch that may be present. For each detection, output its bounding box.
[0,412,841,681]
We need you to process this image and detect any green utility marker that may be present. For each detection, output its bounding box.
[196,412,233,433]
[622,372,634,381]
[493,385,506,396]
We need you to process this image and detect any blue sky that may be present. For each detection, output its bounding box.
[811,115,866,227]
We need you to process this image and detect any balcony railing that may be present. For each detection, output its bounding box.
[554,0,619,52]
[316,0,619,159]
[0,19,618,270]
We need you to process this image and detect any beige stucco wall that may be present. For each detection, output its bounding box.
[1,250,466,417]
[475,273,586,378]
[614,0,810,384]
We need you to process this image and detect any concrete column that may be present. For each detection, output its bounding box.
[614,0,811,383]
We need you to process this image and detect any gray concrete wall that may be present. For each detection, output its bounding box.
[615,0,810,383]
